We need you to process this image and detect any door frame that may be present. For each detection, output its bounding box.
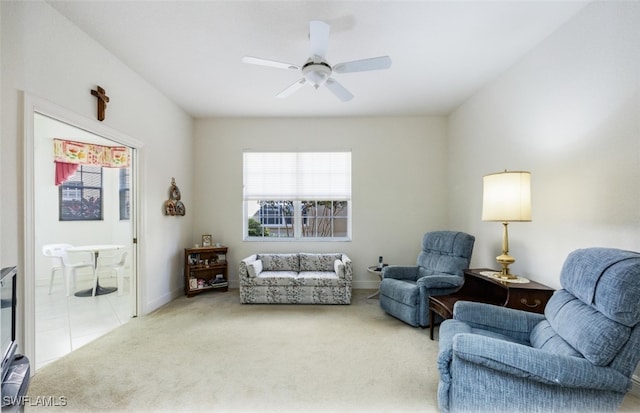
[23,93,145,368]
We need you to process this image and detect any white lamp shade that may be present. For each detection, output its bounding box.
[482,171,532,222]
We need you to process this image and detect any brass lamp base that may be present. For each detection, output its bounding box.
[496,253,517,280]
[495,222,518,280]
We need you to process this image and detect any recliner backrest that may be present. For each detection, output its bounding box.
[416,231,475,277]
[561,248,640,326]
[530,248,640,375]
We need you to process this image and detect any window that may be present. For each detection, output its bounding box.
[59,165,103,221]
[119,168,130,220]
[301,200,347,238]
[243,151,351,241]
[259,202,293,227]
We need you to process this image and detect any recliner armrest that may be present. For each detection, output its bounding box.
[449,333,630,393]
[453,301,545,342]
[416,273,464,290]
[381,265,419,281]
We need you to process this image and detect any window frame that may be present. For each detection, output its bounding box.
[119,167,130,220]
[58,165,103,221]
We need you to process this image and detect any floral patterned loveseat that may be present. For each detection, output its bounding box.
[239,253,352,304]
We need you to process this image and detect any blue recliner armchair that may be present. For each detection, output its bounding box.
[437,247,640,413]
[379,231,475,327]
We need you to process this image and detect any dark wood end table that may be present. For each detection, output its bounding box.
[428,268,554,340]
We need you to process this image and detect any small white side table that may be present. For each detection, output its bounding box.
[367,265,384,299]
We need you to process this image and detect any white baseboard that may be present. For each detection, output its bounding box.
[352,281,380,290]
[145,288,181,315]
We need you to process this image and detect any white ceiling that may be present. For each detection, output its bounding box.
[48,1,589,118]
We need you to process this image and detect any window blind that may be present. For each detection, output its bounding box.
[243,151,351,200]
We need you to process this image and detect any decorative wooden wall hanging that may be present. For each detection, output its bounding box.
[91,85,110,121]
[164,177,186,216]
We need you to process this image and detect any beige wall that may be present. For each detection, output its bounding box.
[192,116,449,288]
[447,1,640,289]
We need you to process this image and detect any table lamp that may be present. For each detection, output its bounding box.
[482,170,531,280]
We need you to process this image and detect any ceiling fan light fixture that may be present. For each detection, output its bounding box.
[302,62,332,89]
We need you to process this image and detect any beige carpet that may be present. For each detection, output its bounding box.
[26,290,441,412]
[26,290,640,413]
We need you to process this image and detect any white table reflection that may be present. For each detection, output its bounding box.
[66,244,125,297]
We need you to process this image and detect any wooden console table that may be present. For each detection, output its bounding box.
[428,268,554,340]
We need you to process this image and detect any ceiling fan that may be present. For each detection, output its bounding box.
[242,20,392,102]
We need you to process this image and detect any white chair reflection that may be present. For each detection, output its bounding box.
[42,243,94,296]
[97,251,128,296]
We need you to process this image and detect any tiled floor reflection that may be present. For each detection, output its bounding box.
[35,272,131,370]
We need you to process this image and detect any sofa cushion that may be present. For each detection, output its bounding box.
[247,260,263,278]
[334,259,345,279]
[297,271,344,287]
[299,253,342,272]
[259,253,300,272]
[252,271,298,286]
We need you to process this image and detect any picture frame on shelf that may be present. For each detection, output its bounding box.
[202,234,212,247]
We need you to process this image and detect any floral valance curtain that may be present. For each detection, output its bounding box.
[53,138,130,185]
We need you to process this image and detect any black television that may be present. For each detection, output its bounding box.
[1,266,18,383]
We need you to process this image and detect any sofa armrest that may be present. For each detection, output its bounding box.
[448,333,630,392]
[382,265,419,281]
[340,254,352,281]
[239,254,258,279]
[453,301,545,343]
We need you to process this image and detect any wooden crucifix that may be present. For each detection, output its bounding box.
[90,85,110,121]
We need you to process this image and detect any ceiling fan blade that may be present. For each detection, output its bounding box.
[309,20,330,59]
[325,78,353,102]
[277,78,307,98]
[333,56,392,74]
[242,56,300,71]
